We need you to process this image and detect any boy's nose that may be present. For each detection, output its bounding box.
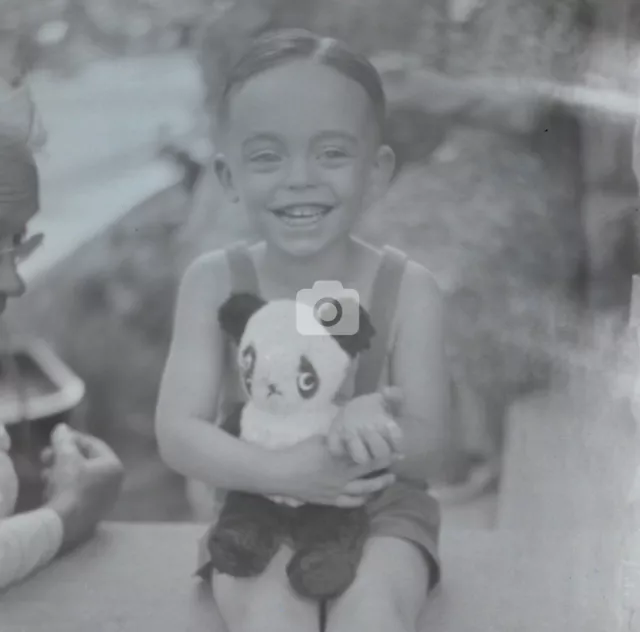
[286,156,317,188]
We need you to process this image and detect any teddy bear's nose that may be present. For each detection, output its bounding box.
[266,382,280,396]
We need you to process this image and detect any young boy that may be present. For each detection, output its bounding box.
[156,29,450,632]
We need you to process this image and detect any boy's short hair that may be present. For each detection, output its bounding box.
[216,28,386,137]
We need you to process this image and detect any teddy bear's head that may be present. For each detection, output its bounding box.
[218,293,374,415]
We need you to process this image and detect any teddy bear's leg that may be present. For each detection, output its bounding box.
[207,491,285,577]
[286,505,369,600]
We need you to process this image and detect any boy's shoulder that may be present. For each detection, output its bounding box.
[373,242,441,297]
[182,248,228,282]
[178,247,234,307]
[376,245,443,315]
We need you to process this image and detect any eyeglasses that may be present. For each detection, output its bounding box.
[0,232,44,262]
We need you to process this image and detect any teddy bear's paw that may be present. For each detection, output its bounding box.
[208,524,279,577]
[287,547,359,599]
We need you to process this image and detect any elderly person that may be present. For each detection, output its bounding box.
[0,133,123,592]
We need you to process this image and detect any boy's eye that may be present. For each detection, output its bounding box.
[322,148,348,159]
[249,151,281,164]
[318,147,351,166]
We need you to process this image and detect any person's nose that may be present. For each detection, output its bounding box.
[285,154,317,189]
[0,257,26,299]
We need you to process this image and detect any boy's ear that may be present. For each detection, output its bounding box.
[364,144,395,207]
[214,153,240,203]
[218,292,266,344]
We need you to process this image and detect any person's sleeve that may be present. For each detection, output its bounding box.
[0,507,63,591]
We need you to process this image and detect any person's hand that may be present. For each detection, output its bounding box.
[327,387,404,465]
[275,435,396,508]
[41,425,124,552]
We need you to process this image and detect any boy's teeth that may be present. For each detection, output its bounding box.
[284,206,324,217]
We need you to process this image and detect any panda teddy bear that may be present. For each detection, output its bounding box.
[203,291,388,602]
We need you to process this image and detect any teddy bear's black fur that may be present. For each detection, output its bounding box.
[203,403,375,600]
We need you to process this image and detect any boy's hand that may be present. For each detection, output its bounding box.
[327,387,404,465]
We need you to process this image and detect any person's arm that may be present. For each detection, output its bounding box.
[155,251,285,495]
[0,506,62,591]
[389,262,453,483]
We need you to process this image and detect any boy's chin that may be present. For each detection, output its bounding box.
[273,236,331,258]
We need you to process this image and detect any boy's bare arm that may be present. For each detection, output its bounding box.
[390,262,452,483]
[154,252,284,495]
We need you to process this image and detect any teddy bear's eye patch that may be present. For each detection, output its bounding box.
[297,356,319,399]
[240,345,256,369]
[240,345,256,394]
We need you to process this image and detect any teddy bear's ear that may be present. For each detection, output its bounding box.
[218,292,266,344]
[330,302,376,358]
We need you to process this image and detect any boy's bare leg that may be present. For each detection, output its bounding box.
[326,536,430,632]
[212,545,317,632]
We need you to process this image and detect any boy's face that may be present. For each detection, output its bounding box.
[217,59,394,257]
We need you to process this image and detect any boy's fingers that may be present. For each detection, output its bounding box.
[381,387,403,407]
[326,428,346,458]
[346,436,370,465]
[361,428,392,462]
[383,422,405,454]
[343,472,395,497]
[333,494,366,508]
[380,388,403,418]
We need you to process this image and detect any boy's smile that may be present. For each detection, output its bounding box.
[270,203,334,228]
[217,59,394,257]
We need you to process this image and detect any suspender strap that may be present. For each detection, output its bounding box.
[226,241,260,295]
[354,245,408,396]
[221,242,260,411]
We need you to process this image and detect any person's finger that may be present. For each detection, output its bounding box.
[360,428,392,462]
[73,433,116,461]
[343,472,395,497]
[345,435,370,465]
[51,424,81,457]
[40,447,54,465]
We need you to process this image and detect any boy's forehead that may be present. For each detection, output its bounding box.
[225,60,376,142]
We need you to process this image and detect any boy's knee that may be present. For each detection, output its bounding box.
[213,575,282,632]
[212,573,250,629]
[328,588,416,632]
[212,557,317,632]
